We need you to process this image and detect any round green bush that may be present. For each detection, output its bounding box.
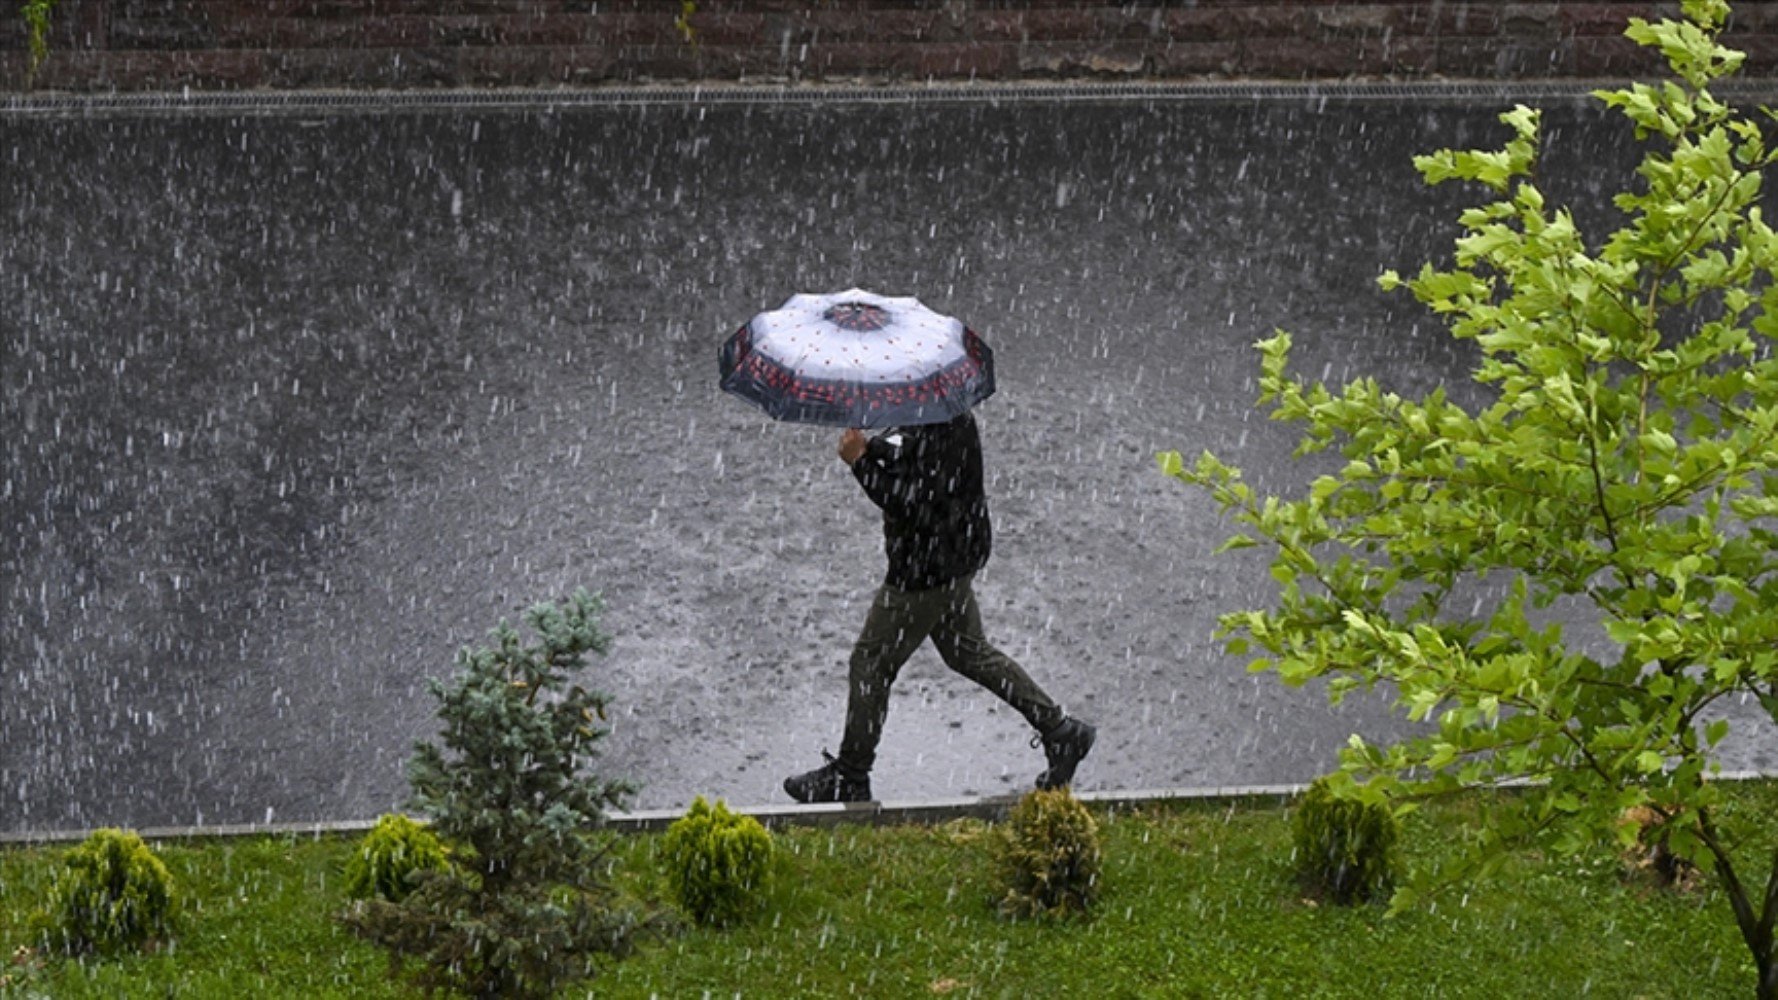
[660,796,774,927]
[34,828,177,955]
[1292,776,1400,905]
[342,813,450,902]
[992,787,1102,919]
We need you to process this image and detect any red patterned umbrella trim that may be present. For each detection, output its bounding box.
[719,324,995,425]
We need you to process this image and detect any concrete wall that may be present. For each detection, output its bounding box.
[3,1,1774,92]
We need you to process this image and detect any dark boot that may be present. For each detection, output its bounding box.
[783,752,872,804]
[1034,717,1096,790]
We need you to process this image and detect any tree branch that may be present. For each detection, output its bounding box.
[1585,429,1632,594]
[1696,805,1772,981]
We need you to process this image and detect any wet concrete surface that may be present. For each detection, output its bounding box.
[4,90,1773,832]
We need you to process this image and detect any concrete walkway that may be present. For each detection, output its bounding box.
[5,83,1775,834]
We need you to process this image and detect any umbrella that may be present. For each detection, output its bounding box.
[718,288,996,428]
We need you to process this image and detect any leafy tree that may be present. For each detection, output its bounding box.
[342,589,644,999]
[1160,1,1777,994]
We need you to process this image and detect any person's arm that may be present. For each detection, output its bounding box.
[844,429,916,518]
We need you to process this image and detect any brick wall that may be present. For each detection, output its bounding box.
[2,1,1774,92]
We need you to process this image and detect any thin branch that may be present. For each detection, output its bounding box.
[1391,470,1597,508]
[1652,170,1746,280]
[1586,430,1631,591]
[1624,422,1778,521]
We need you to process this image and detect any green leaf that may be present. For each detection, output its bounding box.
[1215,534,1260,554]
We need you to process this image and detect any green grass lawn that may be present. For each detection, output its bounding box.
[4,783,1771,999]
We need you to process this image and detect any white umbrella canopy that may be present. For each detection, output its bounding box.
[718,288,996,428]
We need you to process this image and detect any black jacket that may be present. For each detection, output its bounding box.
[849,412,992,591]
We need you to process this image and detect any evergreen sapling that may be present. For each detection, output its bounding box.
[342,589,643,999]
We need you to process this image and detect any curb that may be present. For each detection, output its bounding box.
[0,784,1305,845]
[5,772,1773,845]
[4,78,1775,118]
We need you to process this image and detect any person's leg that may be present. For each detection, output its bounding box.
[927,576,1066,735]
[930,576,1095,788]
[834,582,953,774]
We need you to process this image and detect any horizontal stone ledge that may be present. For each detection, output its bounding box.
[4,771,1773,845]
[9,77,1778,119]
[38,4,1749,53]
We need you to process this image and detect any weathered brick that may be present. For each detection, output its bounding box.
[1,16,26,52]
[1570,33,1666,75]
[1498,4,1564,37]
[1727,3,1778,32]
[1431,35,1505,77]
[74,49,166,89]
[314,48,406,87]
[0,54,26,90]
[53,0,110,50]
[677,0,895,13]
[208,17,359,50]
[547,44,620,83]
[1160,9,1277,44]
[690,46,771,81]
[1015,41,1152,77]
[11,49,74,89]
[971,10,1034,45]
[225,15,433,50]
[1240,37,1376,78]
[982,8,1167,45]
[270,1,546,16]
[428,15,506,47]
[253,47,326,86]
[799,10,958,45]
[1422,3,1504,38]
[755,8,966,48]
[1150,39,1240,76]
[1504,39,1575,76]
[795,39,1010,80]
[1558,4,1662,38]
[906,40,1019,79]
[666,12,772,48]
[614,43,704,80]
[1076,9,1170,43]
[593,11,698,48]
[105,6,217,51]
[1220,8,1323,40]
[1314,5,1404,38]
[1732,33,1778,74]
[453,44,561,86]
[1267,34,1440,78]
[803,40,910,77]
[184,48,279,88]
[1374,36,1439,77]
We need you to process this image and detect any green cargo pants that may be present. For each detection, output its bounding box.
[837,574,1064,774]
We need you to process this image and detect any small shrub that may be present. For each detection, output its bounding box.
[661,796,774,927]
[991,788,1101,920]
[32,828,177,955]
[1617,805,1703,892]
[1,944,48,994]
[343,814,450,902]
[1292,777,1399,905]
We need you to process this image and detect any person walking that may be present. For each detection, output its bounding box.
[783,412,1096,803]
